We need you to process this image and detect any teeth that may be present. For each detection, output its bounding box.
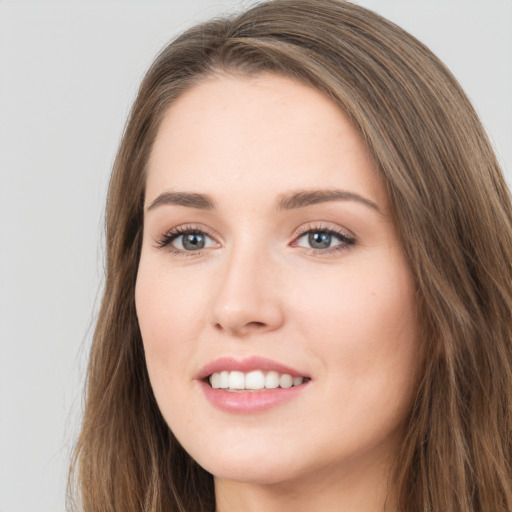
[209,370,305,391]
[265,370,279,389]
[228,371,245,390]
[280,374,293,388]
[219,371,229,388]
[210,372,221,388]
[293,376,303,386]
[246,370,265,390]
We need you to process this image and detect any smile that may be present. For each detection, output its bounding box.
[198,356,310,413]
[209,370,305,391]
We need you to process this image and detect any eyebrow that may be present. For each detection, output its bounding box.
[276,189,381,213]
[147,191,215,211]
[146,188,381,213]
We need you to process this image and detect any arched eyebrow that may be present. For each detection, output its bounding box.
[146,188,381,213]
[147,191,216,211]
[277,189,381,213]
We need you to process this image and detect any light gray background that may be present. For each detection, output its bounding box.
[0,1,511,511]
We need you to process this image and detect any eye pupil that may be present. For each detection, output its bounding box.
[309,232,331,249]
[183,233,205,250]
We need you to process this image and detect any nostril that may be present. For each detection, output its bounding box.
[214,320,267,333]
[247,321,266,328]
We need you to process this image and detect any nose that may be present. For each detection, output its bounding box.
[210,246,285,337]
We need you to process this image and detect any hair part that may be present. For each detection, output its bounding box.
[69,1,512,510]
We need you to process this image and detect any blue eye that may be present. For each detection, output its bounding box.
[173,232,209,251]
[307,231,335,249]
[156,227,217,253]
[295,228,355,251]
[155,225,355,255]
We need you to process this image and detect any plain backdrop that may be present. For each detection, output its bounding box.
[0,1,511,511]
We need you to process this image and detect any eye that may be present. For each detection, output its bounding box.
[174,231,214,251]
[293,226,356,253]
[155,226,218,253]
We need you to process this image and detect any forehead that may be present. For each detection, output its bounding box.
[146,73,386,209]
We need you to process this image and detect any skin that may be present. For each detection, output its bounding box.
[135,73,419,512]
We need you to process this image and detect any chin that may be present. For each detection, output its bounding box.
[204,459,304,486]
[185,439,308,485]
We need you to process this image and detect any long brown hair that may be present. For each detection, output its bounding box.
[68,1,512,510]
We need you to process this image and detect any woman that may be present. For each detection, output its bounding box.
[68,0,512,511]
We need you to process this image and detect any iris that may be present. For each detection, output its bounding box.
[309,231,332,249]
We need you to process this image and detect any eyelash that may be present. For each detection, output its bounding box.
[293,224,356,254]
[154,225,211,255]
[154,223,356,256]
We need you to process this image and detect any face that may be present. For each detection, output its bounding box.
[136,73,419,487]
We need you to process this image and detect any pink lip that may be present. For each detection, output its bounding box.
[196,356,310,414]
[199,383,306,413]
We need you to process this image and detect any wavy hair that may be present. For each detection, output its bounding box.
[68,1,512,510]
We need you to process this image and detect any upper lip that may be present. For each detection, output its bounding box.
[196,356,309,381]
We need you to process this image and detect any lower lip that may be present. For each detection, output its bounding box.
[199,381,307,413]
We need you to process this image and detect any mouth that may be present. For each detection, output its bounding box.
[197,357,311,411]
[206,370,310,391]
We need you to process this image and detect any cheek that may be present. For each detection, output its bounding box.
[135,257,205,383]
[289,253,418,383]
[135,259,210,437]
[287,257,418,452]
[296,257,414,326]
